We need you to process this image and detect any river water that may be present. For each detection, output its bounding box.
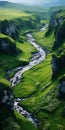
[10,34,46,87]
[9,25,47,127]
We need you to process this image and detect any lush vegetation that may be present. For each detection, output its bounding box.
[0,3,40,130]
[33,30,55,51]
[0,105,37,130]
[0,1,65,130]
[17,8,65,130]
[0,8,31,20]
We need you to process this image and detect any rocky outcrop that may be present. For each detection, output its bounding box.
[49,11,65,77]
[6,22,16,36]
[51,55,58,76]
[0,37,17,55]
[0,17,40,40]
[53,20,65,48]
[0,20,18,39]
[50,16,64,28]
[52,54,65,77]
[0,83,14,109]
[2,90,14,109]
[50,9,64,28]
[58,76,65,99]
[46,10,65,37]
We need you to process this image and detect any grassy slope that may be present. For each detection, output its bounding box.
[0,7,37,74]
[0,38,36,73]
[13,29,59,130]
[14,54,52,98]
[14,9,65,130]
[0,8,31,20]
[33,31,55,51]
[14,8,65,130]
[16,30,62,130]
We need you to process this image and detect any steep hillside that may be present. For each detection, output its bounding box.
[19,8,65,130]
[0,2,65,130]
[0,33,17,55]
[0,4,41,130]
[50,10,65,78]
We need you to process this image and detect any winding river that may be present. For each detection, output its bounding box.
[10,34,46,87]
[9,25,47,127]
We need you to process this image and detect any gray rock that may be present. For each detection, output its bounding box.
[58,77,65,98]
[2,95,8,103]
[6,22,16,36]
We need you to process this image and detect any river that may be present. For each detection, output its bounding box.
[10,34,46,87]
[9,25,47,127]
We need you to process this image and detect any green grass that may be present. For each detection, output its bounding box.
[0,32,37,91]
[0,5,65,130]
[0,32,15,41]
[0,34,37,130]
[37,101,65,130]
[0,38,36,72]
[0,77,11,88]
[20,80,58,112]
[13,54,52,98]
[16,41,37,63]
[13,20,65,130]
[6,41,36,79]
[33,30,55,51]
[0,8,31,20]
[19,78,65,130]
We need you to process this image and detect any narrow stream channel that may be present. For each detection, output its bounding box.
[9,25,47,127]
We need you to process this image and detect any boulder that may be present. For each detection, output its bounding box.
[2,89,14,109]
